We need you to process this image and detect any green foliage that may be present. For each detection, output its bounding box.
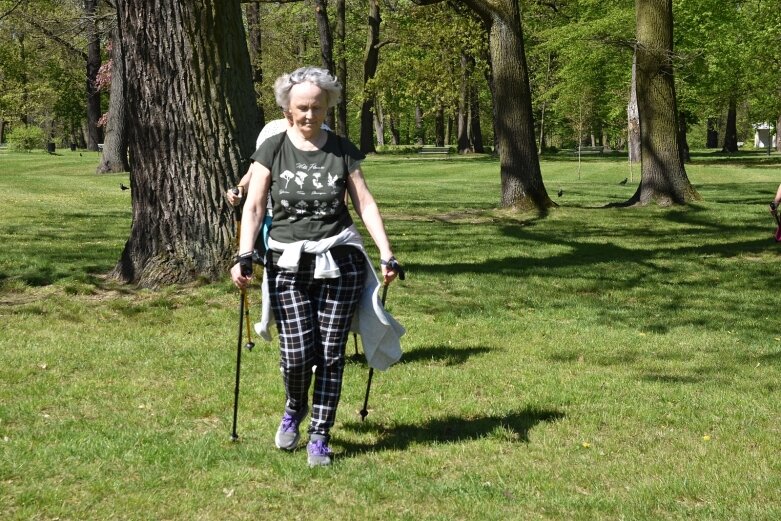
[6,124,45,151]
[525,0,635,148]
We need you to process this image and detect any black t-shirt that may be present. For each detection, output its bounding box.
[250,131,366,243]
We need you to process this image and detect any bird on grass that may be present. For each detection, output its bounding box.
[619,178,628,185]
[120,183,130,191]
[557,188,563,197]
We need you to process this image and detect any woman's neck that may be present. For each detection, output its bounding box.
[287,127,327,151]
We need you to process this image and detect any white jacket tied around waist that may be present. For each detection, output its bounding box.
[255,224,405,371]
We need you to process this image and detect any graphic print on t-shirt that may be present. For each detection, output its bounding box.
[276,159,346,221]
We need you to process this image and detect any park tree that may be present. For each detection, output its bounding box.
[112,0,260,286]
[0,0,89,144]
[244,1,267,128]
[371,2,485,149]
[334,0,348,137]
[83,0,102,151]
[95,25,129,174]
[415,0,551,210]
[359,0,381,153]
[526,0,635,152]
[628,0,699,206]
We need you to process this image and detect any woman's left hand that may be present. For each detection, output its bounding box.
[381,256,404,285]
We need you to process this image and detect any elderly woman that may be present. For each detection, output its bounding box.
[230,67,401,467]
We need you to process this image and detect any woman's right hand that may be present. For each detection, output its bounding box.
[230,259,252,289]
[226,186,244,207]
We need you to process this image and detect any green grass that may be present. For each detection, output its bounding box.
[1,147,780,519]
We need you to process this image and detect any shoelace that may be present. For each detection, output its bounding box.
[309,440,331,456]
[281,414,299,432]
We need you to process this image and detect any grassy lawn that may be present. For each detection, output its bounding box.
[1,147,780,520]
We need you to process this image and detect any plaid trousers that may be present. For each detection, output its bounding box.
[267,249,365,439]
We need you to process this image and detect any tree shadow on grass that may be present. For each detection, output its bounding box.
[338,407,565,458]
[398,345,492,366]
[347,344,491,367]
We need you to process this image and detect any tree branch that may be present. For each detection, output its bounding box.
[0,0,26,22]
[20,14,88,60]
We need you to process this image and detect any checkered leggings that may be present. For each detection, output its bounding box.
[268,250,365,439]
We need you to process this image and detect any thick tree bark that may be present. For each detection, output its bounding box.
[96,26,129,174]
[335,0,348,138]
[722,96,738,153]
[84,0,103,151]
[627,0,699,206]
[113,0,261,287]
[359,0,380,153]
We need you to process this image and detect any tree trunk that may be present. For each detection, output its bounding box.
[706,117,719,148]
[538,51,552,154]
[777,114,781,153]
[435,104,445,147]
[335,0,348,138]
[461,0,551,210]
[628,0,699,206]
[373,101,384,146]
[414,105,424,145]
[359,0,380,153]
[314,0,335,128]
[245,1,266,128]
[469,80,484,153]
[389,113,400,145]
[96,25,129,174]
[457,53,471,153]
[0,120,6,144]
[722,96,738,153]
[627,49,641,163]
[84,0,103,151]
[113,0,261,287]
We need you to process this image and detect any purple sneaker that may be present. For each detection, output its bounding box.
[274,406,308,450]
[307,438,332,467]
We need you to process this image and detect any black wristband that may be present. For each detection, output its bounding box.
[771,202,777,211]
[381,256,406,280]
[234,252,253,276]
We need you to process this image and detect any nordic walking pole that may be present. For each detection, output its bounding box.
[359,283,387,422]
[231,287,246,441]
[360,259,405,421]
[230,187,254,441]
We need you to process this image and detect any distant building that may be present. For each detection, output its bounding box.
[754,123,777,149]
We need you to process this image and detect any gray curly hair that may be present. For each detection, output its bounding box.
[274,67,342,111]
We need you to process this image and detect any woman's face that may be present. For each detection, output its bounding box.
[286,81,328,137]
